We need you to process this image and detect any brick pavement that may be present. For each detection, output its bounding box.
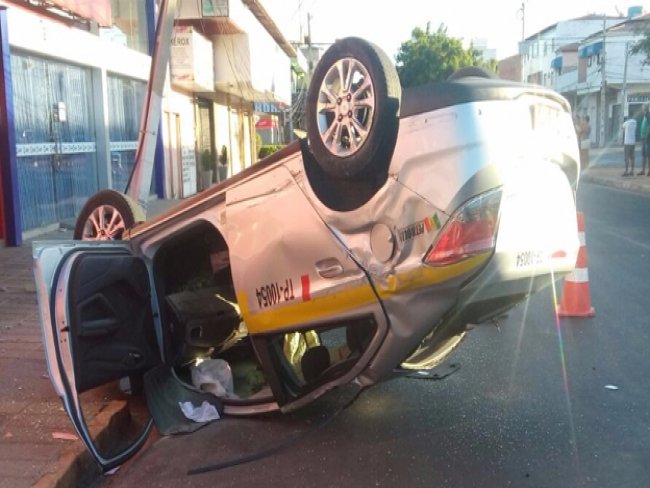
[0,199,179,488]
[0,233,96,488]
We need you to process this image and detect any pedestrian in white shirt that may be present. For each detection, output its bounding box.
[622,116,637,176]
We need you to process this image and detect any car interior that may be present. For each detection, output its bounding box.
[151,220,378,407]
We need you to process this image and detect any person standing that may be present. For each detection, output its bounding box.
[622,116,637,176]
[640,106,650,176]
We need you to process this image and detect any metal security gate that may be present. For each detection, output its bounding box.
[11,53,97,231]
[107,75,146,192]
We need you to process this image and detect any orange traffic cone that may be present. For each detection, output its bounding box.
[557,211,595,317]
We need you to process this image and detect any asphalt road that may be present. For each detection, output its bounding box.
[98,182,650,488]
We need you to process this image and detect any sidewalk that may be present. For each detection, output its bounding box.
[1,164,649,488]
[582,164,650,195]
[0,199,178,488]
[558,143,650,194]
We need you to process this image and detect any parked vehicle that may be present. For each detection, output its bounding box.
[33,37,580,470]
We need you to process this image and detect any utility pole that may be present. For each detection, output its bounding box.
[516,1,527,40]
[517,1,527,83]
[307,12,313,76]
[298,0,303,45]
[599,15,607,147]
[621,41,630,119]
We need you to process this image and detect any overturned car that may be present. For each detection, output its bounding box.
[34,37,580,470]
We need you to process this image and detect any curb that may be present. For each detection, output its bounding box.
[581,172,650,196]
[32,401,128,488]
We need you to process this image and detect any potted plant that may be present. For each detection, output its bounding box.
[217,145,229,182]
[200,149,213,190]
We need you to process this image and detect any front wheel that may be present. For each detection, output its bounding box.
[73,189,144,240]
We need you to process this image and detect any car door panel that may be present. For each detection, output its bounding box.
[225,163,388,408]
[65,253,158,392]
[34,243,159,470]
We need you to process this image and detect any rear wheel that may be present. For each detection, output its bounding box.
[306,37,401,179]
[74,190,144,240]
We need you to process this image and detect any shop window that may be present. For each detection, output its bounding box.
[107,75,146,192]
[10,53,98,231]
[108,0,149,54]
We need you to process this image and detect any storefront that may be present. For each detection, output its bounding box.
[0,0,154,245]
[11,52,98,233]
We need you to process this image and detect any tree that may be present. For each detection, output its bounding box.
[395,23,494,87]
[630,30,650,65]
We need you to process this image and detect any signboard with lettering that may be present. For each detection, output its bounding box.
[202,0,229,17]
[628,95,650,103]
[170,26,214,91]
[181,144,197,197]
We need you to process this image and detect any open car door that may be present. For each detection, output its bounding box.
[33,242,161,471]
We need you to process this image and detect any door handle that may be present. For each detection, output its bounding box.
[315,258,344,279]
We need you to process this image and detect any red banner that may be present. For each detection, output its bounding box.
[255,117,278,129]
[50,0,112,26]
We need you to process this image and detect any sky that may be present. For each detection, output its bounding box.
[265,0,644,60]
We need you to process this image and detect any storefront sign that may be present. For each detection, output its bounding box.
[181,145,197,197]
[51,0,112,26]
[171,26,214,91]
[201,0,229,17]
[628,95,650,103]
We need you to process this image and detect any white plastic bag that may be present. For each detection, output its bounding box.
[179,401,221,422]
[191,358,236,398]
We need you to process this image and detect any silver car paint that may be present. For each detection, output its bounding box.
[34,91,580,414]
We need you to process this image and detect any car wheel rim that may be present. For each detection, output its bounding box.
[81,205,126,240]
[316,57,375,157]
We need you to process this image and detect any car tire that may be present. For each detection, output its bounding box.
[73,189,144,240]
[306,37,401,179]
[447,66,495,80]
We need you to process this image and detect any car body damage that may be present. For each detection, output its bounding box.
[33,36,580,471]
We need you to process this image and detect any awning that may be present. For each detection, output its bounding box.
[256,116,278,129]
[579,41,603,58]
[551,56,563,70]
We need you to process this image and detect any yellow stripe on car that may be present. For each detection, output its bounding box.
[239,254,489,333]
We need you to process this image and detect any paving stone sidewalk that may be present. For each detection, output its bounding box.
[0,229,90,488]
[0,199,179,488]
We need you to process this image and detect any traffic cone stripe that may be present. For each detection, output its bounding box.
[565,268,589,283]
[578,232,586,247]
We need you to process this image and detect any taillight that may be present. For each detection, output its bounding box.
[425,188,502,266]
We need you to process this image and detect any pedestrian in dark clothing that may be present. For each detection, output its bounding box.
[640,106,650,176]
[622,116,637,176]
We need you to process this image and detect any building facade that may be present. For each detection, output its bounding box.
[0,0,295,246]
[499,11,650,148]
[0,0,154,246]
[518,15,621,86]
[570,14,650,145]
